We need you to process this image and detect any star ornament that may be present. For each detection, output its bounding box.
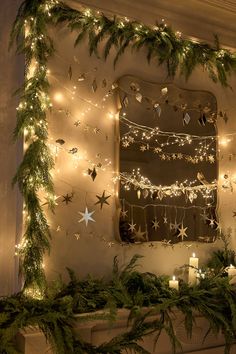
[132,226,146,242]
[128,222,136,232]
[177,223,188,241]
[152,217,160,231]
[78,207,95,226]
[62,193,74,205]
[95,191,111,209]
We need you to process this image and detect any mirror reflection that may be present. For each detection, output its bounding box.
[118,76,218,244]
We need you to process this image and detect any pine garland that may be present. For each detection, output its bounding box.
[10,0,56,290]
[10,0,236,289]
[0,255,235,353]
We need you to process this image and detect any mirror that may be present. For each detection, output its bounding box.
[117,75,218,244]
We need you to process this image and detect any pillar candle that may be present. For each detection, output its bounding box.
[169,276,179,290]
[228,264,236,285]
[188,253,199,285]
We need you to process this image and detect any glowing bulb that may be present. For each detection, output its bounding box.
[53,92,64,102]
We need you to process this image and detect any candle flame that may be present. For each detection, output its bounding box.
[192,252,195,258]
[173,275,175,281]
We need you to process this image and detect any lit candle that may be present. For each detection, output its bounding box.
[188,253,199,285]
[228,264,236,284]
[169,275,179,290]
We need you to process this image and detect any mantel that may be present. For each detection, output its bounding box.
[66,0,236,49]
[16,308,236,354]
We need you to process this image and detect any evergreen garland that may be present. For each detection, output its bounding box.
[0,255,235,353]
[10,0,236,291]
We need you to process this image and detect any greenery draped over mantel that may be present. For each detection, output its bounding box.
[0,254,236,354]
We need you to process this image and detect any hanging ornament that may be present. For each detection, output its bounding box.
[68,65,72,80]
[158,190,164,200]
[223,112,228,124]
[92,79,98,93]
[163,216,168,224]
[152,191,158,200]
[112,82,118,90]
[151,217,160,231]
[207,217,216,228]
[56,226,61,232]
[183,112,191,125]
[197,172,208,185]
[102,79,107,88]
[170,220,180,232]
[122,95,129,108]
[177,223,188,241]
[142,189,149,199]
[95,191,111,209]
[161,87,168,95]
[154,103,161,117]
[56,139,65,145]
[128,222,136,232]
[198,113,207,126]
[74,120,81,127]
[120,209,128,219]
[62,193,74,205]
[130,82,140,92]
[78,207,95,226]
[137,189,141,199]
[188,191,197,203]
[74,232,80,240]
[69,147,78,154]
[132,226,146,242]
[88,167,97,181]
[78,73,85,81]
[208,155,215,163]
[135,92,143,103]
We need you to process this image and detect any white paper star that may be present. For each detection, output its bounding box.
[74,232,80,240]
[152,217,160,231]
[78,207,95,226]
[177,223,188,241]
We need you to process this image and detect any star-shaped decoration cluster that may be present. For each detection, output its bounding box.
[78,207,95,226]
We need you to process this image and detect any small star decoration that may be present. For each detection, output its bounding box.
[151,217,160,231]
[95,191,111,209]
[62,193,74,205]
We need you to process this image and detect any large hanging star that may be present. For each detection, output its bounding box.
[62,193,74,205]
[128,222,136,232]
[151,217,160,231]
[177,223,188,241]
[78,207,95,226]
[95,190,111,209]
[132,226,146,242]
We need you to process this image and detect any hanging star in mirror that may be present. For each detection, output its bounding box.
[177,223,188,241]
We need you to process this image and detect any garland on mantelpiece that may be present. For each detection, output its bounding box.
[10,0,236,290]
[0,254,235,354]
